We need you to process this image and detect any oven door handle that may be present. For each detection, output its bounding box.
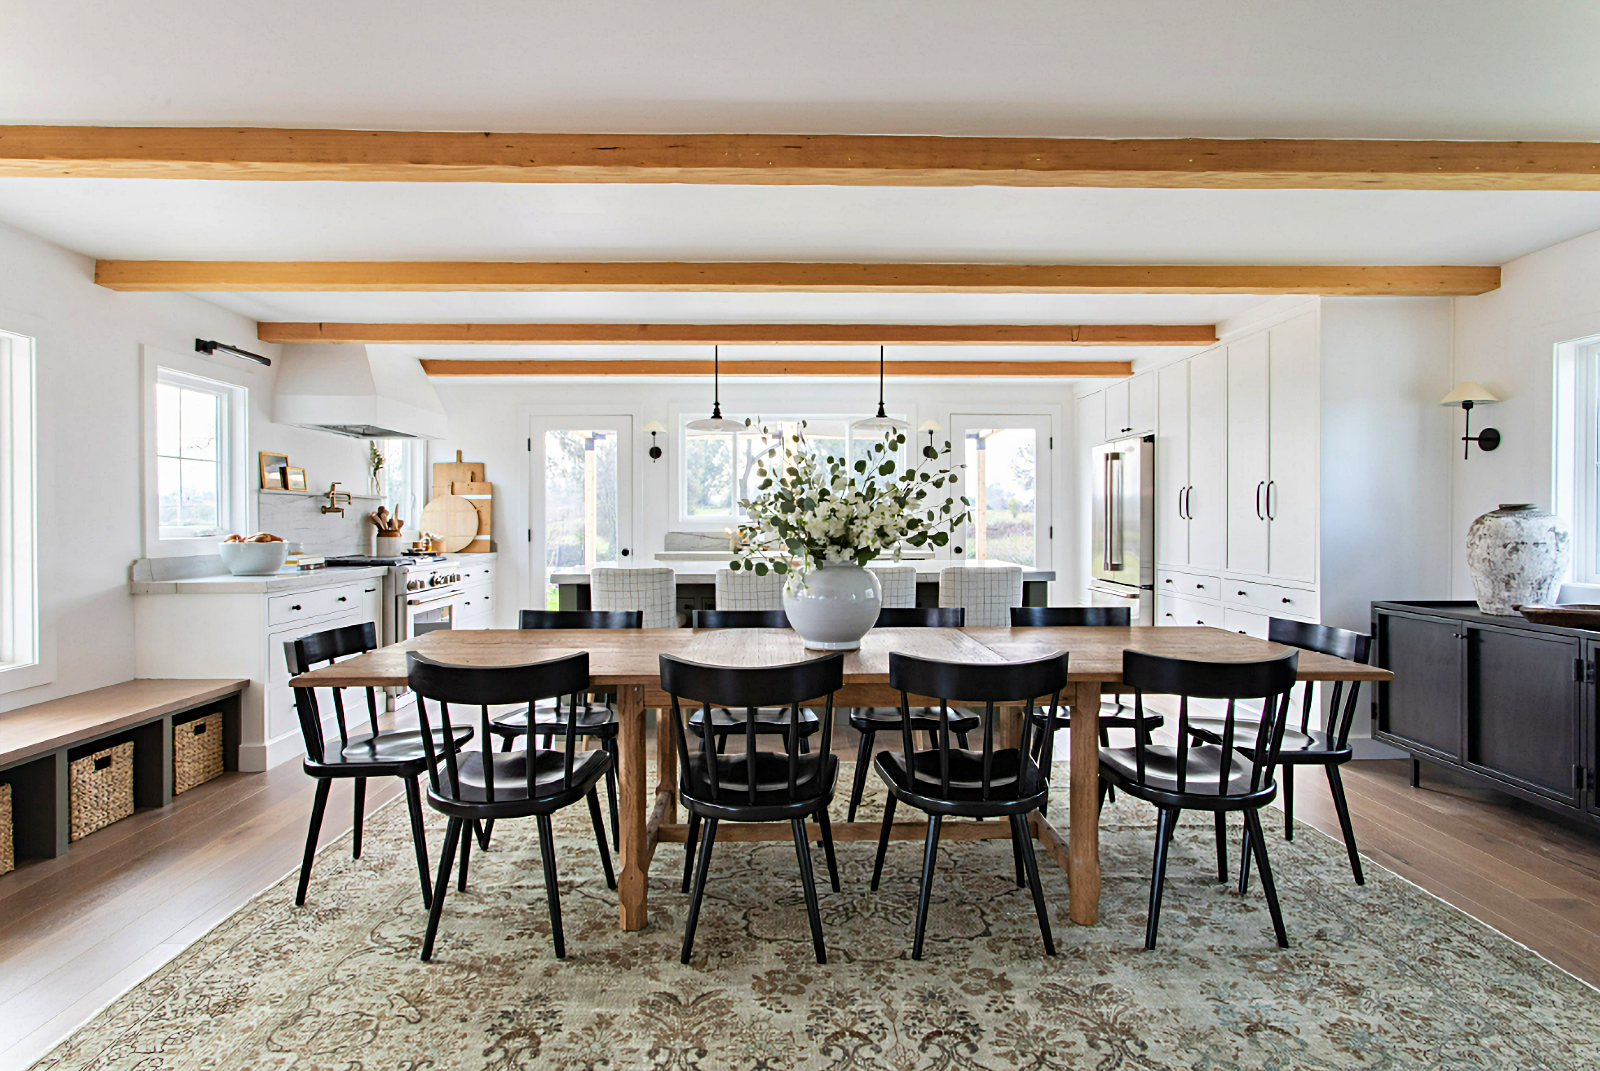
[406,591,459,607]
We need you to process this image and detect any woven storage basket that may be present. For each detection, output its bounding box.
[0,782,13,876]
[69,741,134,841]
[173,712,225,795]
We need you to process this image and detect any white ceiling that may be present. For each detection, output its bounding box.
[6,1,1600,139]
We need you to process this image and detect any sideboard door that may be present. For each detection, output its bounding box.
[1465,624,1583,805]
[1375,610,1464,761]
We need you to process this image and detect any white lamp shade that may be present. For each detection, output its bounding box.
[1440,382,1501,406]
[685,415,744,432]
[642,420,666,435]
[851,414,910,433]
[918,420,943,432]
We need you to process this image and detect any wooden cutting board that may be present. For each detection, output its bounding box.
[451,481,493,552]
[432,451,484,499]
[418,494,480,553]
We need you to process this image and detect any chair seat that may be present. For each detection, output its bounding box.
[680,751,837,817]
[687,706,821,736]
[874,748,1045,813]
[849,706,981,733]
[430,747,610,816]
[492,704,619,737]
[322,726,473,770]
[1098,744,1260,800]
[1184,717,1337,758]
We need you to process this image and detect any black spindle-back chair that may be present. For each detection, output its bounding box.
[687,609,822,754]
[843,606,978,821]
[286,621,472,909]
[661,652,844,965]
[408,651,615,961]
[1103,648,1299,949]
[871,651,1070,959]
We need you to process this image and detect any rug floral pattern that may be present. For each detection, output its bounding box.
[34,764,1600,1070]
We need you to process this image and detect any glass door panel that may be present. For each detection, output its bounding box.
[529,417,633,610]
[950,414,1052,570]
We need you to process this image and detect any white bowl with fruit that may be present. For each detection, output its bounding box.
[219,533,289,575]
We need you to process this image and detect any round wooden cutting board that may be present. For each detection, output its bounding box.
[419,494,480,553]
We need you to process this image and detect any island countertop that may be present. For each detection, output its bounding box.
[550,558,1055,585]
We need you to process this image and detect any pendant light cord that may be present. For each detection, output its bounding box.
[876,345,888,418]
[711,344,722,419]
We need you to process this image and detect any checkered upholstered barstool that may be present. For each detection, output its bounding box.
[937,564,1024,627]
[867,564,917,609]
[591,566,677,628]
[715,567,784,610]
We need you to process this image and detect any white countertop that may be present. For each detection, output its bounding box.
[131,565,392,595]
[550,559,1055,584]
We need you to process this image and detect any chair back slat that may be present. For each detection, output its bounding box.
[519,609,643,630]
[1266,617,1372,748]
[875,607,965,628]
[1010,605,1131,627]
[285,622,380,764]
[692,609,790,629]
[888,652,1068,805]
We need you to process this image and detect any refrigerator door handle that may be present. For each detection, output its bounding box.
[1101,453,1114,571]
[1108,453,1124,570]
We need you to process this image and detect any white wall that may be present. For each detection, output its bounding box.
[0,219,368,712]
[1451,226,1600,596]
[428,377,1078,624]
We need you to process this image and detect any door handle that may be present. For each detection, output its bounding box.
[1255,481,1265,520]
[1266,480,1277,521]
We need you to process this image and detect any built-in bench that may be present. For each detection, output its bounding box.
[0,679,248,861]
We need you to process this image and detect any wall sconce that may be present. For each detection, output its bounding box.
[1439,382,1501,459]
[643,420,666,461]
[918,419,942,455]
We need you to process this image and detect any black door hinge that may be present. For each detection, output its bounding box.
[527,438,532,451]
[527,529,532,542]
[1048,436,1054,449]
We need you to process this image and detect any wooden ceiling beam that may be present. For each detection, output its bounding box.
[98,261,1500,296]
[9,126,1600,190]
[418,359,1133,378]
[256,322,1214,346]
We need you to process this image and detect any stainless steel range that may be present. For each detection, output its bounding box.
[325,554,469,708]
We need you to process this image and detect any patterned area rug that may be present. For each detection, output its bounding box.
[34,764,1600,1070]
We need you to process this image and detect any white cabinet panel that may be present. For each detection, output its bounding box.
[268,583,363,628]
[1104,380,1131,439]
[1155,362,1189,566]
[1081,390,1107,446]
[1224,607,1270,638]
[1267,313,1320,583]
[1187,347,1229,570]
[1226,333,1270,575]
[1128,371,1157,436]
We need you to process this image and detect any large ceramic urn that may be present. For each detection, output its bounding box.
[782,562,883,650]
[1465,503,1572,615]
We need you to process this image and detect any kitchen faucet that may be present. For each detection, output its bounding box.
[322,482,353,516]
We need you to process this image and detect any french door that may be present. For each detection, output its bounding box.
[948,414,1053,571]
[528,416,634,610]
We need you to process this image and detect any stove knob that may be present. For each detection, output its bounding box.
[452,573,461,583]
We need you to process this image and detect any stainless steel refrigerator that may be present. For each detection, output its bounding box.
[1090,435,1154,625]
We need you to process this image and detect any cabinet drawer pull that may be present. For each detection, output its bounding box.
[1195,584,1204,590]
[290,604,301,611]
[337,596,347,602]
[1237,590,1247,596]
[1282,597,1291,604]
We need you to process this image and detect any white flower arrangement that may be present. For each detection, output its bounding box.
[727,420,971,580]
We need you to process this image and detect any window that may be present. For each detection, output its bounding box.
[377,438,427,528]
[0,329,37,674]
[950,414,1053,569]
[678,415,892,523]
[1559,337,1600,583]
[156,370,233,539]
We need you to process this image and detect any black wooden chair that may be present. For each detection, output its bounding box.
[870,651,1070,959]
[1103,648,1299,949]
[285,622,472,909]
[662,652,844,965]
[1186,618,1371,888]
[688,609,822,754]
[844,606,978,821]
[408,651,615,961]
[485,609,641,849]
[1011,605,1163,810]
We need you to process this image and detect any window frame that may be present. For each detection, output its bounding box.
[141,346,250,558]
[155,369,233,541]
[0,329,39,686]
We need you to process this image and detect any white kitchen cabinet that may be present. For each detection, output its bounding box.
[1187,346,1229,570]
[1266,313,1320,582]
[1104,379,1130,440]
[1155,361,1190,566]
[1226,332,1271,575]
[1081,390,1107,446]
[1128,371,1157,436]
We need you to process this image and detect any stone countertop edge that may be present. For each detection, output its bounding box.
[130,565,392,595]
[551,562,1056,584]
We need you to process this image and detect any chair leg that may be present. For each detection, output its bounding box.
[351,778,366,859]
[870,793,898,891]
[1238,818,1254,895]
[1014,813,1056,955]
[681,817,719,964]
[816,805,840,892]
[536,813,565,959]
[604,739,620,851]
[296,778,332,906]
[586,787,617,889]
[847,729,875,822]
[911,814,944,961]
[1283,765,1296,840]
[682,812,701,893]
[1244,807,1289,948]
[1326,764,1366,885]
[457,818,472,892]
[1145,807,1178,950]
[500,732,515,753]
[957,730,971,749]
[475,818,492,850]
[715,731,727,755]
[791,817,828,965]
[1099,724,1110,747]
[403,776,432,909]
[1214,811,1228,883]
[420,817,462,961]
[1009,817,1026,888]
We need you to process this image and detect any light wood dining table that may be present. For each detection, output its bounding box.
[289,625,1390,931]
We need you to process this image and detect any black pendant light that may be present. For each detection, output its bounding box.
[685,345,742,431]
[850,346,909,433]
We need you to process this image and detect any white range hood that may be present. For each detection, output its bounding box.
[272,345,447,439]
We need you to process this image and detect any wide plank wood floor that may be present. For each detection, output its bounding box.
[2,724,1597,1070]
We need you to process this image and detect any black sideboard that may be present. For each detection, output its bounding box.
[1372,601,1600,827]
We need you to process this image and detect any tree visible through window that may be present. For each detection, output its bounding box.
[156,373,227,538]
[681,418,860,519]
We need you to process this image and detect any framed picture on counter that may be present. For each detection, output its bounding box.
[285,466,308,490]
[259,451,289,489]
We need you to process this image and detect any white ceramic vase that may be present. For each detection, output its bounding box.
[782,562,882,650]
[1465,503,1572,615]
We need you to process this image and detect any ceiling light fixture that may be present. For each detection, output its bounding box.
[851,346,910,434]
[195,338,271,366]
[685,346,743,432]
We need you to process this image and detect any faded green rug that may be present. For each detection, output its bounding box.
[34,764,1600,1070]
